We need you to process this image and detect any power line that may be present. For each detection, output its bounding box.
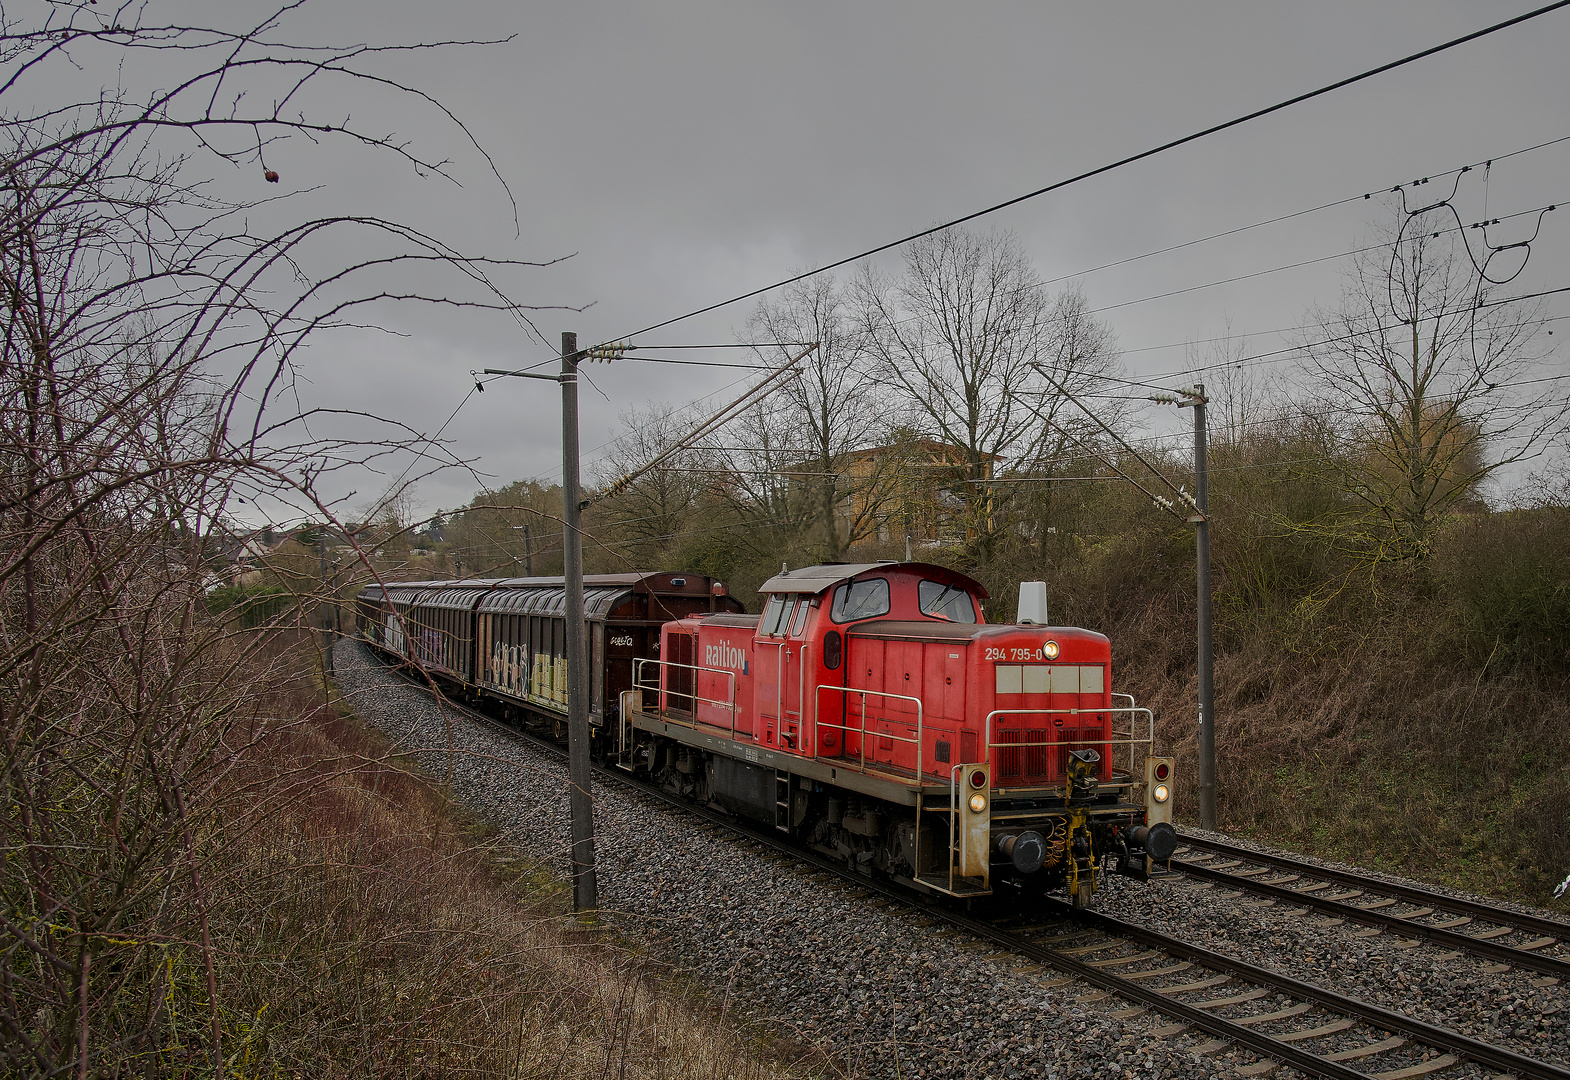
[614,354,774,370]
[1035,133,1570,298]
[1103,302,1569,384]
[629,342,814,350]
[1085,199,1563,317]
[1120,287,1570,386]
[593,1,1570,351]
[475,157,1569,490]
[975,456,1329,483]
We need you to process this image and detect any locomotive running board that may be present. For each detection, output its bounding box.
[629,709,922,806]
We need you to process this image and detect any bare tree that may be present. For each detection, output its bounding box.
[1191,320,1278,454]
[856,229,1119,558]
[0,8,551,1076]
[691,396,816,560]
[592,402,707,567]
[437,480,563,577]
[1299,206,1562,563]
[744,276,897,561]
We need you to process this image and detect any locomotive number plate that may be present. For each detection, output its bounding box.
[985,646,1048,661]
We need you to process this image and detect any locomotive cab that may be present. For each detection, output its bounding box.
[632,562,1170,907]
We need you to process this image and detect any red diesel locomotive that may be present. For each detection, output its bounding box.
[618,561,1174,907]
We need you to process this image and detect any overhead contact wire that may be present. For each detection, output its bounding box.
[594,0,1570,351]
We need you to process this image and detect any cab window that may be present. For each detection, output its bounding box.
[830,578,890,623]
[789,600,811,636]
[918,579,976,623]
[760,594,785,635]
[761,594,797,636]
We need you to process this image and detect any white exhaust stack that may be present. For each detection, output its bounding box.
[1017,581,1049,625]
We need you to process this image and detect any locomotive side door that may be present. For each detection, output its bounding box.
[753,592,797,749]
[665,630,696,714]
[777,597,812,751]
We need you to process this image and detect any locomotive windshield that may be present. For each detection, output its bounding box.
[917,579,976,623]
[830,578,890,622]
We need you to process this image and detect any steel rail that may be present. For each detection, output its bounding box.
[928,909,1379,1080]
[1177,833,1570,942]
[1059,903,1570,1080]
[1170,857,1570,981]
[366,648,1569,1080]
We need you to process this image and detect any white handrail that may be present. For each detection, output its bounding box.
[983,704,1155,782]
[634,656,739,735]
[948,763,965,892]
[618,689,636,765]
[813,684,924,778]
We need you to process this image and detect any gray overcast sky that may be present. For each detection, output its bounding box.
[177,1,1570,522]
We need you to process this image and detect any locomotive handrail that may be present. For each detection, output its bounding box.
[948,763,967,893]
[632,657,739,737]
[811,684,924,780]
[617,689,637,768]
[983,704,1155,785]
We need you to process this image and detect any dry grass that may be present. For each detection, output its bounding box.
[175,637,809,1080]
[957,464,1570,912]
[1075,541,1570,912]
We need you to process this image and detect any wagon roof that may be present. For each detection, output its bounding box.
[358,572,718,617]
[475,582,640,619]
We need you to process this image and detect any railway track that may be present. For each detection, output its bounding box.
[1170,835,1570,983]
[380,656,1569,1080]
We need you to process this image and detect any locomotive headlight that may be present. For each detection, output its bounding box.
[968,792,988,814]
[1153,783,1170,803]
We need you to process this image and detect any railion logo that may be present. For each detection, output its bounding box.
[705,641,747,671]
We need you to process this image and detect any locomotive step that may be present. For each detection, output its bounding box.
[914,871,990,897]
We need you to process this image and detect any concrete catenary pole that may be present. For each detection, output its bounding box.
[560,331,598,913]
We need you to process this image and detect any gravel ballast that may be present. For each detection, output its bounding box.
[334,640,1567,1079]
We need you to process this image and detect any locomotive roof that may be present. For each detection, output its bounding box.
[758,561,988,599]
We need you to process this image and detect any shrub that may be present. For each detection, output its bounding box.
[1433,507,1570,679]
